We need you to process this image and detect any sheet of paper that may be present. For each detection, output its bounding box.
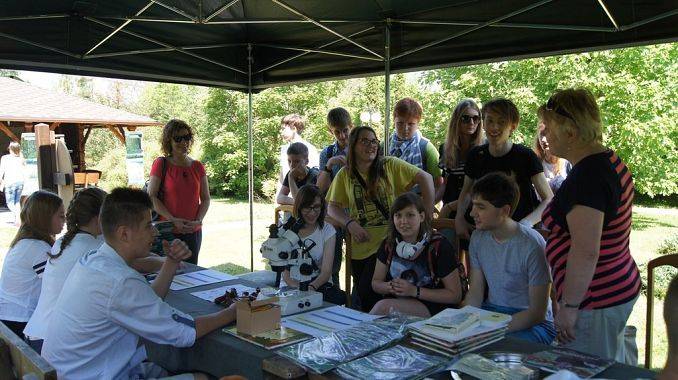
[281,306,379,337]
[190,284,257,303]
[168,269,237,291]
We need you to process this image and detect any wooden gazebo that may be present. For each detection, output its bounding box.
[0,76,161,172]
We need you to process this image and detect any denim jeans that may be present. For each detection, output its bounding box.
[4,182,23,219]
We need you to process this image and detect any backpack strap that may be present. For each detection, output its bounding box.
[418,138,429,173]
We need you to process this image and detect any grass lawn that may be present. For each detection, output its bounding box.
[0,198,675,369]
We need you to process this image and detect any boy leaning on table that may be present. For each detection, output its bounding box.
[42,188,238,380]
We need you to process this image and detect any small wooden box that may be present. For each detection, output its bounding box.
[236,296,281,336]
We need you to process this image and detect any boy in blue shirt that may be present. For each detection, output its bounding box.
[463,172,555,344]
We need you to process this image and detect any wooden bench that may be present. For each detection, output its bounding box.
[0,322,56,380]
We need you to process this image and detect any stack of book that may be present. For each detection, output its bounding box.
[407,305,511,357]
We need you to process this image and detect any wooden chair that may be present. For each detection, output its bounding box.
[0,322,56,379]
[273,204,294,226]
[645,253,678,368]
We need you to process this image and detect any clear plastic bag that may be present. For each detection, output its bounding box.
[335,344,448,380]
[277,316,409,373]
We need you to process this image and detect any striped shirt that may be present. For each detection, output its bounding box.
[542,150,640,310]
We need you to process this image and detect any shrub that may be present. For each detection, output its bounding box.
[639,234,678,300]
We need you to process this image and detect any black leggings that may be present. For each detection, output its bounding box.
[351,255,382,312]
[175,229,202,265]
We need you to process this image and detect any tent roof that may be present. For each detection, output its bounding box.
[0,76,159,126]
[0,1,676,92]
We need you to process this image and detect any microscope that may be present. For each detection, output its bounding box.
[260,217,323,315]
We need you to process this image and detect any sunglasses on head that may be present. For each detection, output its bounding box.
[546,96,576,124]
[460,114,480,124]
[173,134,192,143]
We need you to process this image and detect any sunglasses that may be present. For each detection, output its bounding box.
[546,97,576,124]
[359,138,380,147]
[460,114,480,124]
[173,134,192,143]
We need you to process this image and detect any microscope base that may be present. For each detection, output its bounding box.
[275,290,323,316]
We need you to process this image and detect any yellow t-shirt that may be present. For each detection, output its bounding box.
[326,157,420,260]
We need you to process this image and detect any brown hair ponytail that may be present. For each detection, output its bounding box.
[48,188,106,261]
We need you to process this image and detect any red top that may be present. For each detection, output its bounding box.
[542,150,640,310]
[150,157,206,231]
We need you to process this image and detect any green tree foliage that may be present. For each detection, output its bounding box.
[421,43,677,197]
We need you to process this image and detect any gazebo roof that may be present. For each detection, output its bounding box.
[0,76,159,126]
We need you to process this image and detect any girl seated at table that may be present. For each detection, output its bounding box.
[282,185,346,305]
[370,193,463,317]
[0,191,65,338]
[23,187,106,352]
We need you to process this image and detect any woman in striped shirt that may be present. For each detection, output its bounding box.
[541,88,640,361]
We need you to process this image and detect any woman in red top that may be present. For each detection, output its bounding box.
[541,89,640,361]
[148,119,210,264]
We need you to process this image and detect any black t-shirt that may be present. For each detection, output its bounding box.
[282,167,319,188]
[376,235,459,289]
[465,143,543,222]
[438,143,467,204]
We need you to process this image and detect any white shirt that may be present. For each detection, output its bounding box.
[0,153,25,185]
[24,233,103,340]
[299,223,336,280]
[279,136,320,179]
[41,243,196,380]
[0,239,50,322]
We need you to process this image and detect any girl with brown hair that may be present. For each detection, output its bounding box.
[0,191,64,338]
[23,187,106,351]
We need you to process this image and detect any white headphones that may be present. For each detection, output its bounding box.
[395,233,428,260]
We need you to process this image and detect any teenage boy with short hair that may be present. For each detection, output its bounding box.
[42,188,237,380]
[317,107,354,286]
[279,114,319,184]
[463,173,556,344]
[388,97,443,193]
[276,142,319,205]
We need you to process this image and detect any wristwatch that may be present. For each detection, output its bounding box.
[562,301,580,309]
[415,286,421,299]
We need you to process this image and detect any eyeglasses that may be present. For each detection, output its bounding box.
[546,96,577,124]
[359,138,380,147]
[173,134,192,143]
[302,205,322,213]
[460,114,480,124]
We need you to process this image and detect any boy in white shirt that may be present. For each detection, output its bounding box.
[42,188,237,380]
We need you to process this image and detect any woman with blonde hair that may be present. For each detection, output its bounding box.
[0,191,64,338]
[533,105,571,195]
[438,99,484,213]
[541,88,640,361]
[148,119,210,264]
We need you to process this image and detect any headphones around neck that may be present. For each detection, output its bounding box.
[395,233,428,260]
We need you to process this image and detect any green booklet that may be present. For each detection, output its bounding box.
[223,325,312,350]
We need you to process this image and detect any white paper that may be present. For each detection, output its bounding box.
[190,284,257,302]
[281,306,380,337]
[168,269,237,291]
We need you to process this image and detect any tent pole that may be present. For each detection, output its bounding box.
[247,43,254,272]
[383,20,391,153]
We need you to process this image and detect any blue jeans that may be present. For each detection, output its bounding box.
[4,182,23,217]
[483,302,556,345]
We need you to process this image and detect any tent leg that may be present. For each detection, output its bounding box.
[383,21,391,152]
[247,44,254,272]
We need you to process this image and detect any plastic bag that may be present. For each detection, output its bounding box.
[335,344,447,380]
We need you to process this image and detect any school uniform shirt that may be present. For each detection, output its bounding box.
[24,233,104,340]
[0,239,50,322]
[150,158,206,231]
[465,143,543,222]
[326,157,420,260]
[41,243,196,380]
